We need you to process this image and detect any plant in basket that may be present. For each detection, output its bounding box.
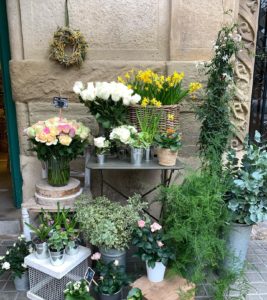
[154,128,182,166]
[0,235,33,291]
[64,279,95,300]
[94,136,110,164]
[132,219,175,283]
[48,226,68,266]
[73,81,141,132]
[24,117,91,187]
[91,252,129,300]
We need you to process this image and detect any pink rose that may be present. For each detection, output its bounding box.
[150,222,162,232]
[69,127,76,137]
[138,220,145,228]
[43,127,50,134]
[91,252,101,260]
[157,241,164,247]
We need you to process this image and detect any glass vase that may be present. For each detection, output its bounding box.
[47,156,70,187]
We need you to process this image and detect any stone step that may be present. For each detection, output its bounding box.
[0,220,21,236]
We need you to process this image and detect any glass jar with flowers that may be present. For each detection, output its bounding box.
[94,137,110,164]
[154,128,182,166]
[132,219,175,283]
[91,252,129,300]
[64,279,95,300]
[24,117,91,187]
[119,69,202,132]
[0,235,33,291]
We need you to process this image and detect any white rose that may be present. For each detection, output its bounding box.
[6,251,9,255]
[94,137,106,148]
[130,94,141,105]
[2,262,10,270]
[118,127,131,144]
[86,82,96,100]
[96,82,111,100]
[73,81,84,94]
[123,96,132,106]
[0,256,4,260]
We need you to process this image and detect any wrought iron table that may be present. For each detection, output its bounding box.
[86,157,184,220]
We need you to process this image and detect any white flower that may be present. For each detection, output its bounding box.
[13,243,16,247]
[213,45,219,50]
[21,263,27,268]
[80,83,96,101]
[6,251,9,255]
[94,137,108,149]
[95,82,111,100]
[222,73,232,82]
[130,94,141,105]
[114,260,119,266]
[233,34,242,42]
[222,55,228,61]
[110,127,130,144]
[29,246,34,253]
[2,262,10,270]
[0,256,4,261]
[73,81,84,94]
[85,285,89,292]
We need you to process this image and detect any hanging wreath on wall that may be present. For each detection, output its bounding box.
[49,0,88,67]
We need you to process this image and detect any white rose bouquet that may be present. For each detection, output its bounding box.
[94,136,110,155]
[73,81,141,129]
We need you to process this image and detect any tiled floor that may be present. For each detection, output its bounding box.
[0,239,266,300]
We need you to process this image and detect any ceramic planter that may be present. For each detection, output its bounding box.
[99,248,126,270]
[14,271,29,291]
[131,147,143,165]
[47,156,70,186]
[146,261,166,283]
[157,148,177,166]
[66,240,79,256]
[224,222,253,272]
[34,241,49,260]
[99,289,122,300]
[97,154,105,164]
[49,248,65,266]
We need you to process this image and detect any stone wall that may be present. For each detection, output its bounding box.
[6,0,255,204]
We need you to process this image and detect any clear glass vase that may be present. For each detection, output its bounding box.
[47,156,70,187]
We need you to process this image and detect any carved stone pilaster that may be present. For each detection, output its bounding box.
[232,0,259,149]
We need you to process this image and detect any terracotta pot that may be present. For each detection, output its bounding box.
[157,148,178,166]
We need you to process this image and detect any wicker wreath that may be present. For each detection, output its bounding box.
[49,26,88,67]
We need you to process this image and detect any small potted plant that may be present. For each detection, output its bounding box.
[92,253,129,300]
[76,194,147,269]
[224,131,267,271]
[154,128,182,166]
[129,132,150,165]
[127,288,146,300]
[25,209,53,259]
[132,219,175,283]
[0,235,33,291]
[94,136,110,164]
[48,226,68,266]
[64,279,95,300]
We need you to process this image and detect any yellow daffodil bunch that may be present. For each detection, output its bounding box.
[118,69,202,105]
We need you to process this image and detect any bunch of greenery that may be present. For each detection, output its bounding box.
[48,226,69,252]
[75,194,147,250]
[196,23,242,170]
[0,235,33,279]
[64,280,94,300]
[154,129,182,152]
[129,132,151,149]
[132,218,175,268]
[225,131,267,225]
[94,259,129,296]
[119,69,202,105]
[127,288,145,300]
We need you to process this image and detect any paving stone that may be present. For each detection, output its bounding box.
[0,272,10,281]
[0,292,18,300]
[250,283,267,294]
[260,272,267,281]
[0,281,7,290]
[246,295,262,300]
[3,280,16,291]
[246,272,264,283]
[260,295,267,300]
[259,255,267,263]
[247,255,263,263]
[16,292,28,300]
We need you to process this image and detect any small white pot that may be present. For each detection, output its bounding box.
[146,261,166,283]
[97,154,105,164]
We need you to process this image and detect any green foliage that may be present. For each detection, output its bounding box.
[94,260,129,295]
[64,279,94,300]
[48,226,68,252]
[225,131,267,225]
[75,194,147,250]
[154,129,182,152]
[129,132,151,149]
[132,218,175,268]
[127,288,144,300]
[196,24,242,169]
[0,235,33,279]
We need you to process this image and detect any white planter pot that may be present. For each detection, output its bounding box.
[49,249,65,266]
[146,261,166,283]
[14,271,29,291]
[34,241,49,260]
[225,222,252,272]
[131,147,143,165]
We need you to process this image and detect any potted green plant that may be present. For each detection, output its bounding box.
[225,131,267,271]
[154,128,182,166]
[91,253,129,300]
[132,219,175,283]
[129,132,151,165]
[48,226,68,266]
[64,279,95,300]
[94,136,110,164]
[25,209,53,260]
[0,235,33,291]
[127,288,145,300]
[75,194,147,269]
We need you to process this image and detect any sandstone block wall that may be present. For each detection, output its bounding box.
[6,0,245,204]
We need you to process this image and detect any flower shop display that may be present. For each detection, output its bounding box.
[64,280,95,300]
[132,219,175,283]
[92,253,129,300]
[73,81,141,131]
[75,194,147,268]
[154,128,182,166]
[0,235,33,291]
[118,69,202,131]
[224,131,267,271]
[25,209,53,260]
[48,226,69,266]
[24,117,91,186]
[94,136,110,164]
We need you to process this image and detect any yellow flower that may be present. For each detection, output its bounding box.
[156,81,163,90]
[145,87,149,91]
[150,98,157,105]
[189,82,202,93]
[155,101,162,108]
[125,72,130,79]
[141,97,149,108]
[137,69,153,84]
[117,76,125,84]
[127,84,132,89]
[59,134,72,146]
[167,114,174,121]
